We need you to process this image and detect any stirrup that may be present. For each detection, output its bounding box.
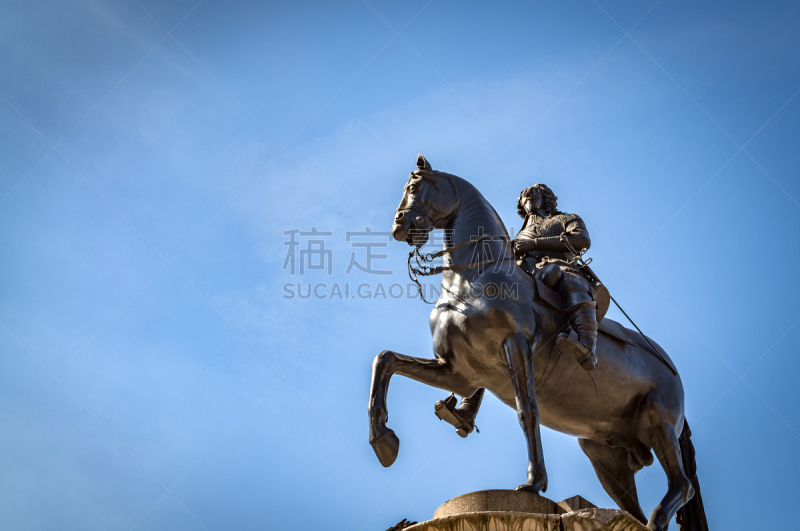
[434,393,478,438]
[556,330,597,370]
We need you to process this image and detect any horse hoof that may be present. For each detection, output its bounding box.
[370,428,400,467]
[515,473,548,494]
[515,481,547,494]
[646,512,668,531]
[434,394,474,438]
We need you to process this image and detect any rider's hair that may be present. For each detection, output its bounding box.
[517,184,561,218]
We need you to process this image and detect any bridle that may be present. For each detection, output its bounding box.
[400,170,515,303]
[394,169,458,231]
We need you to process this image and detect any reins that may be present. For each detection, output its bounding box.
[407,235,516,304]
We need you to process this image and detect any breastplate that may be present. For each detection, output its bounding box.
[519,214,575,238]
[517,214,577,263]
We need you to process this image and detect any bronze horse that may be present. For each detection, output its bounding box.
[368,156,707,531]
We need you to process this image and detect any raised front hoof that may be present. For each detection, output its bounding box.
[455,427,471,438]
[370,428,400,467]
[434,394,475,438]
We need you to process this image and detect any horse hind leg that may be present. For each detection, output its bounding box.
[369,350,475,467]
[646,403,695,531]
[578,439,647,524]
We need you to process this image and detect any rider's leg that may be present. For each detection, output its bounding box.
[537,262,563,289]
[504,332,548,493]
[556,271,598,370]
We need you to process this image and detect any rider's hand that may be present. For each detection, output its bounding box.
[513,239,534,256]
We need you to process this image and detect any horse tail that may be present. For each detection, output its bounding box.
[676,420,709,531]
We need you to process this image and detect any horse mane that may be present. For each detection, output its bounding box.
[446,174,511,241]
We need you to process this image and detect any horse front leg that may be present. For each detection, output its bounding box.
[369,350,474,467]
[504,333,548,493]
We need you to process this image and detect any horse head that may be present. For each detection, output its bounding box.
[392,155,459,247]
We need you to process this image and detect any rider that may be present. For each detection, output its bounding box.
[513,184,598,371]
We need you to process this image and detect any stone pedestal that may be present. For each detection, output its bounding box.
[403,490,648,531]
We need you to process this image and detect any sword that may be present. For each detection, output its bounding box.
[559,233,677,375]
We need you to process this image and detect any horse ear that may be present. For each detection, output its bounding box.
[416,154,432,171]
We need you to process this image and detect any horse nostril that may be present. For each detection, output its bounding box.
[395,211,405,221]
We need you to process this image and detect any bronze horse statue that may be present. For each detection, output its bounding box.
[368,156,708,531]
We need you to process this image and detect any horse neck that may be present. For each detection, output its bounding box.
[441,177,514,282]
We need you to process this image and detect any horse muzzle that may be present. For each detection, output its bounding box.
[392,211,430,246]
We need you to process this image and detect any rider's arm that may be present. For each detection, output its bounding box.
[526,216,591,253]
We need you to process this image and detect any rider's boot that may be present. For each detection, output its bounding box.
[434,388,484,437]
[556,301,598,371]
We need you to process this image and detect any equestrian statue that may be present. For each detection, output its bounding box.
[367,155,708,531]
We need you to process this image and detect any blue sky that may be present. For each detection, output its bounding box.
[1,1,799,530]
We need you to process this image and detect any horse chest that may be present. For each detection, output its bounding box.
[430,305,514,377]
